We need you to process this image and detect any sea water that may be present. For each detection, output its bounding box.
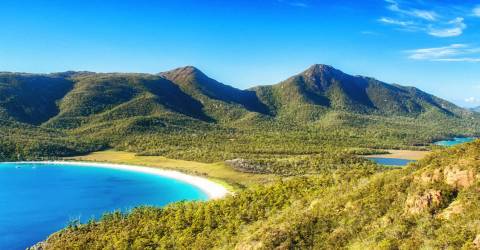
[434,137,475,147]
[0,162,208,250]
[369,158,414,167]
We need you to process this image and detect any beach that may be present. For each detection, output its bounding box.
[364,150,430,161]
[12,161,230,199]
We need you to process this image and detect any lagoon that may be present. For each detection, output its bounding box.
[434,137,475,147]
[369,157,414,167]
[0,162,210,250]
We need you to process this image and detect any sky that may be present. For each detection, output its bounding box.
[1,0,480,107]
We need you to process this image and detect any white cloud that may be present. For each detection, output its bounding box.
[407,44,467,60]
[406,44,480,62]
[412,10,438,21]
[434,58,480,62]
[428,17,466,37]
[465,97,480,103]
[361,31,379,35]
[277,0,308,8]
[473,6,480,17]
[386,0,438,21]
[379,17,414,27]
[381,1,469,38]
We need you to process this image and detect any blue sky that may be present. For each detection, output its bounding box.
[1,0,480,107]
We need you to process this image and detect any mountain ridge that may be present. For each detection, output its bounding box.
[0,64,477,132]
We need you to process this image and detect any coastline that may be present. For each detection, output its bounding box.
[7,161,230,200]
[363,149,430,161]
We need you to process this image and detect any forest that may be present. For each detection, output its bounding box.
[1,66,479,249]
[40,141,480,249]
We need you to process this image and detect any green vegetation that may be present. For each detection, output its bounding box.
[1,65,479,163]
[67,150,277,190]
[2,65,480,248]
[41,141,480,249]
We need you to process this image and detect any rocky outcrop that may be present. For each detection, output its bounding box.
[415,166,476,189]
[225,158,263,174]
[437,200,463,220]
[444,166,476,189]
[473,235,480,249]
[405,189,442,215]
[27,241,47,250]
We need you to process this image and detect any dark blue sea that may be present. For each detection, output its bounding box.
[0,162,207,250]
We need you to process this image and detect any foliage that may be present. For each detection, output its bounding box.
[43,141,480,249]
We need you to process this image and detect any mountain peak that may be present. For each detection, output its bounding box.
[302,64,342,77]
[160,66,208,82]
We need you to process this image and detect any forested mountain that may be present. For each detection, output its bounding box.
[0,65,479,161]
[254,64,470,121]
[0,65,475,127]
[2,66,479,249]
[39,140,480,249]
[0,73,74,125]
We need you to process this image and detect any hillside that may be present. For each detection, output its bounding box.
[0,65,479,162]
[38,140,480,249]
[254,64,471,121]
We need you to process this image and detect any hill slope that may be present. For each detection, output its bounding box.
[254,64,471,121]
[0,73,74,125]
[39,141,480,249]
[0,65,479,161]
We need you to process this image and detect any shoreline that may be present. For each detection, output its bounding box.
[363,149,430,161]
[5,161,230,200]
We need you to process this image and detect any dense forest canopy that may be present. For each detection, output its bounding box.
[0,65,479,162]
[1,66,479,249]
[39,141,480,249]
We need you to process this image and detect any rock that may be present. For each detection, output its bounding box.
[473,235,480,249]
[437,200,463,220]
[417,168,442,184]
[405,189,442,215]
[225,158,263,174]
[27,241,47,250]
[444,166,476,189]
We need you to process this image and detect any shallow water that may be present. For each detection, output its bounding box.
[0,162,208,250]
[369,158,414,166]
[434,137,475,147]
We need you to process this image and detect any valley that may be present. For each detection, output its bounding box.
[1,65,479,249]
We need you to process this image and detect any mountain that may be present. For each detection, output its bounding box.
[471,106,480,113]
[0,65,479,160]
[254,64,470,121]
[0,73,74,125]
[0,65,474,127]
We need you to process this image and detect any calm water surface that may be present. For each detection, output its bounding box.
[369,158,414,166]
[0,162,208,250]
[434,137,475,147]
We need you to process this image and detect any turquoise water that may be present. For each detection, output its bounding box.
[434,137,475,147]
[0,162,208,250]
[369,158,414,166]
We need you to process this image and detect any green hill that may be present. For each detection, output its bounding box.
[2,65,480,248]
[0,65,479,161]
[0,73,73,125]
[38,140,480,249]
[254,64,472,121]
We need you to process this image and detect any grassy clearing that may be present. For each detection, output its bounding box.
[65,150,277,191]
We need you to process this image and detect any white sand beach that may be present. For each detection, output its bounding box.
[12,161,230,199]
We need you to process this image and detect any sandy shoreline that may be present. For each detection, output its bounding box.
[7,161,230,199]
[364,150,430,160]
